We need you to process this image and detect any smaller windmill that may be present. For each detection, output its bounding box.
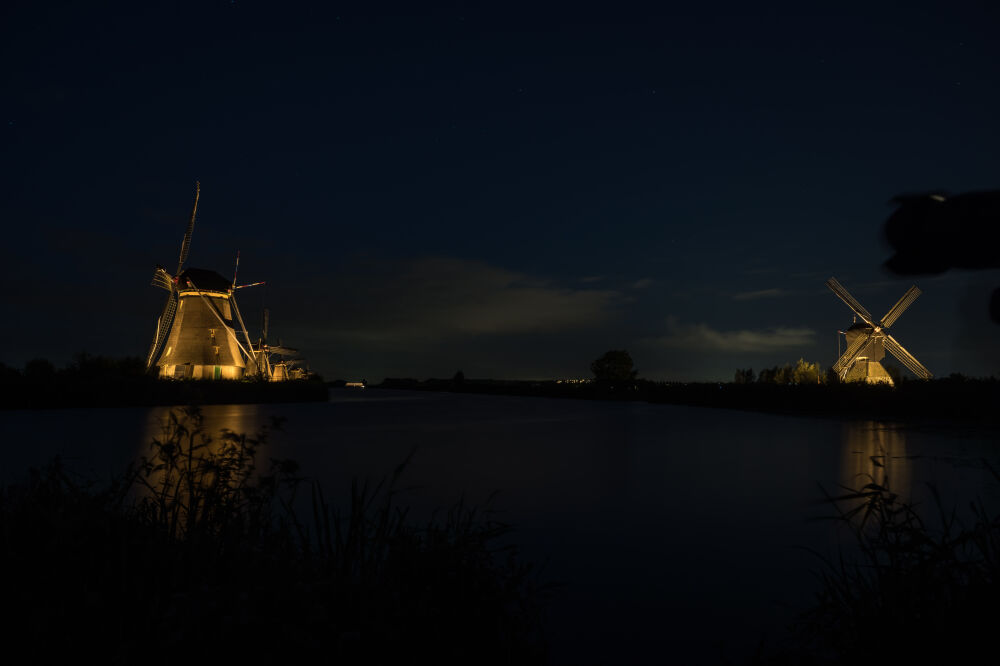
[253,308,302,381]
[826,277,932,385]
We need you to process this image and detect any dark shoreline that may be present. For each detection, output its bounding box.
[376,376,1000,426]
[0,377,329,410]
[5,372,997,427]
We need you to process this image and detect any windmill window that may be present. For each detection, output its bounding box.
[213,345,220,356]
[208,328,217,340]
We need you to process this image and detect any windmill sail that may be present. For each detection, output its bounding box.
[177,181,199,274]
[146,291,177,370]
[826,278,874,326]
[151,266,174,291]
[884,334,933,380]
[833,330,873,375]
[880,285,921,329]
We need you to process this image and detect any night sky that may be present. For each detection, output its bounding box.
[3,1,999,381]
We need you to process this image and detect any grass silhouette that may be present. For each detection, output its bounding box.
[0,407,547,665]
[760,455,1000,664]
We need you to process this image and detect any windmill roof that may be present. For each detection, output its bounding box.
[177,268,231,293]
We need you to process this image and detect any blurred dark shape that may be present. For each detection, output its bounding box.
[884,190,1000,322]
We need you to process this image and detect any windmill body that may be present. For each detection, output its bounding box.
[156,269,248,379]
[826,277,932,385]
[840,321,893,384]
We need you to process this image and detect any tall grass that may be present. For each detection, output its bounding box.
[763,456,1000,664]
[0,407,546,664]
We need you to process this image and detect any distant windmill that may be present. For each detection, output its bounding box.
[826,277,932,385]
[253,308,302,382]
[146,183,264,379]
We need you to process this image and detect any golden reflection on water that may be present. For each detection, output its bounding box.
[141,404,263,453]
[136,404,265,499]
[841,421,911,500]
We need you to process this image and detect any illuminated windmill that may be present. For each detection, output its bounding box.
[251,308,304,381]
[826,277,932,385]
[146,183,265,379]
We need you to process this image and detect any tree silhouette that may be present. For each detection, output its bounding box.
[590,350,637,383]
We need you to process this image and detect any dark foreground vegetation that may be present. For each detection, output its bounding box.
[2,408,997,664]
[0,355,328,409]
[378,375,1000,424]
[762,461,1000,664]
[0,407,546,665]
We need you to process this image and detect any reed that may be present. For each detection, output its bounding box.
[762,456,1000,664]
[0,407,547,664]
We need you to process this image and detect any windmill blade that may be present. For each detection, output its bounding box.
[884,334,933,379]
[146,290,178,371]
[832,330,873,374]
[151,266,174,291]
[880,285,921,329]
[230,294,260,373]
[826,278,875,326]
[267,345,298,356]
[262,308,269,343]
[176,181,200,274]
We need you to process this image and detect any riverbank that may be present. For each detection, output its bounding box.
[0,376,329,409]
[376,376,1000,425]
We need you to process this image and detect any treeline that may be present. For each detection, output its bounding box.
[734,358,843,385]
[0,354,327,409]
[2,354,146,384]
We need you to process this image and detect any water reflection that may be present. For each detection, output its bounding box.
[140,404,263,459]
[4,394,998,665]
[136,404,267,503]
[841,421,911,500]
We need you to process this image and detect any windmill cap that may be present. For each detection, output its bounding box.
[177,268,232,293]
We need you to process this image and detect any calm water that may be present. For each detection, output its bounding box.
[2,389,998,664]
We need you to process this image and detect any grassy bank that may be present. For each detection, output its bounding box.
[0,355,329,409]
[377,376,1000,424]
[0,407,547,664]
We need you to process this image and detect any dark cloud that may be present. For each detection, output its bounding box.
[732,288,786,301]
[266,257,624,378]
[646,319,816,354]
[311,257,618,341]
